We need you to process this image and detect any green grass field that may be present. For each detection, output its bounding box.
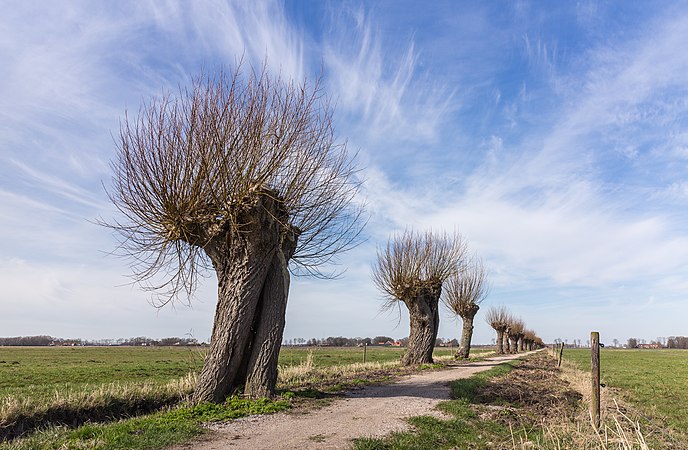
[563,348,688,434]
[0,346,203,403]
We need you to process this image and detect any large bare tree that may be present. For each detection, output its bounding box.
[372,230,466,366]
[444,256,488,359]
[485,305,509,354]
[107,65,363,403]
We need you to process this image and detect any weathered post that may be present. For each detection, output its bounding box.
[591,331,601,430]
[363,342,367,364]
[558,342,564,367]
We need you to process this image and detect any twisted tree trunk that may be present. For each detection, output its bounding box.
[192,193,298,403]
[244,232,297,398]
[401,283,441,366]
[456,305,479,359]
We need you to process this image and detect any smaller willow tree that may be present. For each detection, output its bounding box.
[444,256,488,359]
[507,317,525,353]
[373,230,466,366]
[107,65,363,403]
[523,329,536,351]
[486,306,510,354]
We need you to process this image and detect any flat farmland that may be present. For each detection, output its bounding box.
[564,348,688,434]
[0,346,203,403]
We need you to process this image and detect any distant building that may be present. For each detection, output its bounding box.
[637,343,661,349]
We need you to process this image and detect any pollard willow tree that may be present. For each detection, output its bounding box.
[486,305,509,354]
[107,66,363,403]
[372,230,467,366]
[444,256,488,359]
[507,317,525,354]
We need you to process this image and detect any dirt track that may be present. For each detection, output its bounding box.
[170,353,530,450]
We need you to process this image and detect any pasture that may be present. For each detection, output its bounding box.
[563,348,688,436]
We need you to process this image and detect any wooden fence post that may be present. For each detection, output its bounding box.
[363,342,367,364]
[591,331,601,431]
[558,342,564,367]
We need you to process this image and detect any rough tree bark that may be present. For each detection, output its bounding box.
[495,329,505,354]
[518,336,525,352]
[244,231,297,398]
[456,304,480,359]
[192,193,298,403]
[504,333,510,353]
[401,283,441,366]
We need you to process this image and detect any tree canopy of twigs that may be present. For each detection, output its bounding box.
[106,63,364,402]
[486,305,510,332]
[486,305,510,354]
[372,229,467,307]
[372,229,467,365]
[444,256,488,319]
[444,255,488,359]
[108,64,364,305]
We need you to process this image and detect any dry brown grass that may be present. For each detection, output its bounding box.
[460,350,664,449]
[0,373,196,441]
[276,349,403,389]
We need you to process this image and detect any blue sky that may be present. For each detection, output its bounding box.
[2,1,688,346]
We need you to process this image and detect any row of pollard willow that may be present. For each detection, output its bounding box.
[555,331,602,431]
[486,305,545,356]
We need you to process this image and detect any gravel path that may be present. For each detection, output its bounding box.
[170,353,528,450]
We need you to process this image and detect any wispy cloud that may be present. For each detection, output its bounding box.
[322,5,455,145]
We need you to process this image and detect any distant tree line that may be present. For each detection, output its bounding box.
[285,336,462,347]
[0,336,201,346]
[624,337,688,349]
[665,336,688,349]
[294,336,394,347]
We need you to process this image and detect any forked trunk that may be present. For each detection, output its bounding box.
[244,233,296,398]
[495,329,505,354]
[192,193,297,403]
[456,306,479,359]
[192,242,274,403]
[402,284,441,366]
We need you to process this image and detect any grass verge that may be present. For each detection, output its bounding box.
[353,352,615,449]
[0,374,196,441]
[1,395,291,450]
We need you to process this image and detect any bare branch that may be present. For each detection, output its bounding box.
[443,255,488,319]
[372,229,468,307]
[104,63,364,305]
[485,305,510,332]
